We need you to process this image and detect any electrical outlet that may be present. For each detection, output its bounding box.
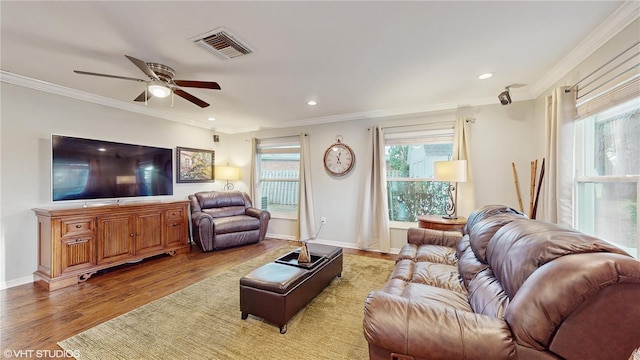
[321,216,327,224]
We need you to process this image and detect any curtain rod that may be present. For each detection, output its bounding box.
[246,133,307,142]
[565,40,640,94]
[260,134,307,140]
[376,118,475,131]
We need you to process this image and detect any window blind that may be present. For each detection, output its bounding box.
[577,74,640,119]
[574,41,639,119]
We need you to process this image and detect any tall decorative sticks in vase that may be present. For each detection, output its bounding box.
[511,158,545,219]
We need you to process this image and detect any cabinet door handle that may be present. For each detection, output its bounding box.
[136,232,141,236]
[76,224,82,228]
[173,222,178,226]
[130,233,135,237]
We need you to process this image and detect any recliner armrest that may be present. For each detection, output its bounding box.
[407,227,462,247]
[191,211,214,229]
[364,291,515,360]
[246,207,270,220]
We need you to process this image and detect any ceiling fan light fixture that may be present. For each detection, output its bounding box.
[148,82,171,98]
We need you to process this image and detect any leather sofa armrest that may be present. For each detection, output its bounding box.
[246,207,269,220]
[192,211,213,226]
[363,291,515,360]
[246,207,271,241]
[407,227,462,247]
[191,211,214,246]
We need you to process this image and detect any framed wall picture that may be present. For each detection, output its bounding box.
[176,147,215,183]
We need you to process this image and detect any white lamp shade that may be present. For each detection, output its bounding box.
[217,166,240,180]
[116,175,137,185]
[434,160,467,182]
[148,83,171,98]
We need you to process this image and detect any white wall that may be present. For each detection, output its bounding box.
[0,83,226,288]
[224,100,537,251]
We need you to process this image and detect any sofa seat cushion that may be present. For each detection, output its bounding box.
[397,243,457,265]
[380,278,472,312]
[213,215,260,235]
[390,259,466,294]
[411,261,467,294]
[403,283,472,311]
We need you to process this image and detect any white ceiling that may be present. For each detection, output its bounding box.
[0,1,634,133]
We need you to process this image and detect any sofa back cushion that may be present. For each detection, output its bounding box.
[195,191,248,218]
[468,214,526,264]
[505,252,640,354]
[463,205,525,235]
[486,219,631,300]
[467,268,510,319]
[456,235,488,288]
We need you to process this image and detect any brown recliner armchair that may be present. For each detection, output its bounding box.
[189,191,270,251]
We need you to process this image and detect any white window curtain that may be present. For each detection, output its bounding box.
[452,117,475,218]
[542,87,577,225]
[357,127,390,252]
[298,133,316,240]
[249,137,257,203]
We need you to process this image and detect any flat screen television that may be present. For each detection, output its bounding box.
[52,135,174,202]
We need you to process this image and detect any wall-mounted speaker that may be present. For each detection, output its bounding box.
[213,135,220,143]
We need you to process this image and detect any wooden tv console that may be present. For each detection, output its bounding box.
[33,200,191,291]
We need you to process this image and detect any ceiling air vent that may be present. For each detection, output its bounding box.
[192,28,253,60]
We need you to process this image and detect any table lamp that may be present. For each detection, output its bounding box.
[217,164,240,190]
[434,159,467,219]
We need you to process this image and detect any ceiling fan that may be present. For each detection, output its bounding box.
[74,55,220,108]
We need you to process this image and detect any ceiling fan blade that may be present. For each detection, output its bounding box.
[173,89,210,108]
[173,80,221,90]
[125,55,159,80]
[133,91,152,102]
[74,70,146,82]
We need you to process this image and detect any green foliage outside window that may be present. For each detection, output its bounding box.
[386,144,451,222]
[388,181,448,221]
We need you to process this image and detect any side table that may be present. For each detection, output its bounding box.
[417,214,467,233]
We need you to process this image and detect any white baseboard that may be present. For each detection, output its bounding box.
[306,238,401,255]
[0,275,33,290]
[266,233,297,241]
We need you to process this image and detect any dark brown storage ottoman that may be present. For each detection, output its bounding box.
[240,244,343,334]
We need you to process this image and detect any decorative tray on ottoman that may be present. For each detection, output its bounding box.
[275,251,325,270]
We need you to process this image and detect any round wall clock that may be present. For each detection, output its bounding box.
[323,138,355,176]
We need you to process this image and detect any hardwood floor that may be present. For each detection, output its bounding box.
[0,238,395,356]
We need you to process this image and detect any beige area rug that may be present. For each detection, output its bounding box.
[58,247,395,360]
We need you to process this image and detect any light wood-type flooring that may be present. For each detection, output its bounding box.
[1,238,396,356]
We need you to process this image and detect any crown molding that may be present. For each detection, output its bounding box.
[251,95,504,133]
[0,70,212,130]
[529,1,640,98]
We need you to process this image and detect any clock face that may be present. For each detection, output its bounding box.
[324,143,355,176]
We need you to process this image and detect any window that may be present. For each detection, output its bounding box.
[385,129,453,222]
[574,97,639,258]
[256,138,300,217]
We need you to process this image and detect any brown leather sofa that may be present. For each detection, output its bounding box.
[364,205,640,360]
[189,191,270,251]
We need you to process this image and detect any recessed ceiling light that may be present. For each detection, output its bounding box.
[478,73,493,80]
[307,100,317,106]
[98,148,106,152]
[208,117,216,121]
